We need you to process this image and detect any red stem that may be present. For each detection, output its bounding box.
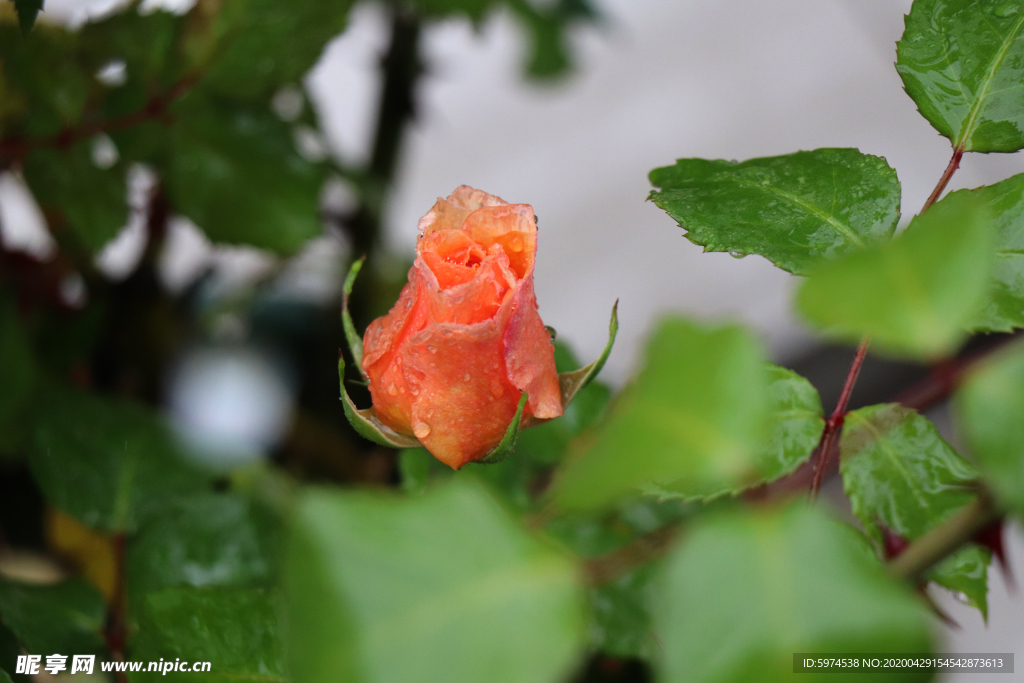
[104,533,129,683]
[808,337,869,499]
[0,74,199,163]
[921,146,964,213]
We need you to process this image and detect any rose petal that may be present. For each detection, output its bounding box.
[504,277,563,419]
[463,204,537,279]
[362,268,431,434]
[402,320,522,469]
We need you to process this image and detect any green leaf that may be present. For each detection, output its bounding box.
[0,578,107,656]
[897,0,1024,153]
[589,563,658,660]
[161,97,325,254]
[649,149,901,275]
[553,318,769,509]
[127,493,281,607]
[797,189,993,358]
[30,384,213,533]
[656,505,933,683]
[753,363,824,482]
[929,544,991,619]
[407,0,495,20]
[839,403,987,615]
[0,621,27,683]
[0,24,90,137]
[22,143,128,251]
[130,587,285,683]
[958,175,1024,332]
[190,0,355,101]
[956,343,1024,517]
[286,479,586,683]
[13,0,43,33]
[506,0,600,79]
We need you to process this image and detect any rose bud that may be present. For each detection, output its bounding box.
[361,186,564,469]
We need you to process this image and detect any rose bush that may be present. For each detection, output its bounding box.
[361,186,563,469]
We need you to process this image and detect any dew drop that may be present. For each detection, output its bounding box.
[509,236,523,252]
[399,386,406,394]
[427,345,437,353]
[388,383,398,396]
[463,373,471,382]
[414,423,431,439]
[430,361,437,368]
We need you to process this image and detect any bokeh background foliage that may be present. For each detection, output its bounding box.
[0,1,1023,683]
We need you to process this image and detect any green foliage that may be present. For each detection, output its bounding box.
[30,385,213,533]
[130,587,286,682]
[554,318,768,509]
[555,323,822,509]
[188,0,356,102]
[655,505,933,683]
[588,563,658,660]
[797,189,993,358]
[160,96,326,254]
[897,0,1024,153]
[22,143,128,252]
[0,297,35,456]
[649,149,901,275]
[0,578,107,656]
[286,479,586,683]
[0,24,90,137]
[0,622,24,683]
[477,392,529,464]
[127,493,281,606]
[12,0,42,33]
[957,343,1024,517]
[839,403,988,615]
[960,175,1024,332]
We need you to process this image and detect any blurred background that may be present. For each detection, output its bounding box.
[1,0,1022,679]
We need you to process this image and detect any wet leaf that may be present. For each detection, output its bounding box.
[797,189,993,358]
[657,505,933,683]
[897,0,1024,152]
[649,149,901,275]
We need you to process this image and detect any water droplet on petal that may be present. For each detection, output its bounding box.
[399,386,406,394]
[509,236,523,252]
[388,383,398,396]
[427,345,437,353]
[414,423,431,439]
[490,381,504,398]
[463,373,470,382]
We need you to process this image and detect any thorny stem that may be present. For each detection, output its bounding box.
[808,337,869,499]
[806,145,967,499]
[0,74,200,166]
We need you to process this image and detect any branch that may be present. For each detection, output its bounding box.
[808,337,869,499]
[0,74,200,164]
[583,525,678,585]
[888,494,999,582]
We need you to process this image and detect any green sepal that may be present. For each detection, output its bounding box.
[476,392,529,465]
[342,256,366,378]
[338,353,420,449]
[526,300,617,428]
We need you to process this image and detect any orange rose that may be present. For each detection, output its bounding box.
[362,186,563,469]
